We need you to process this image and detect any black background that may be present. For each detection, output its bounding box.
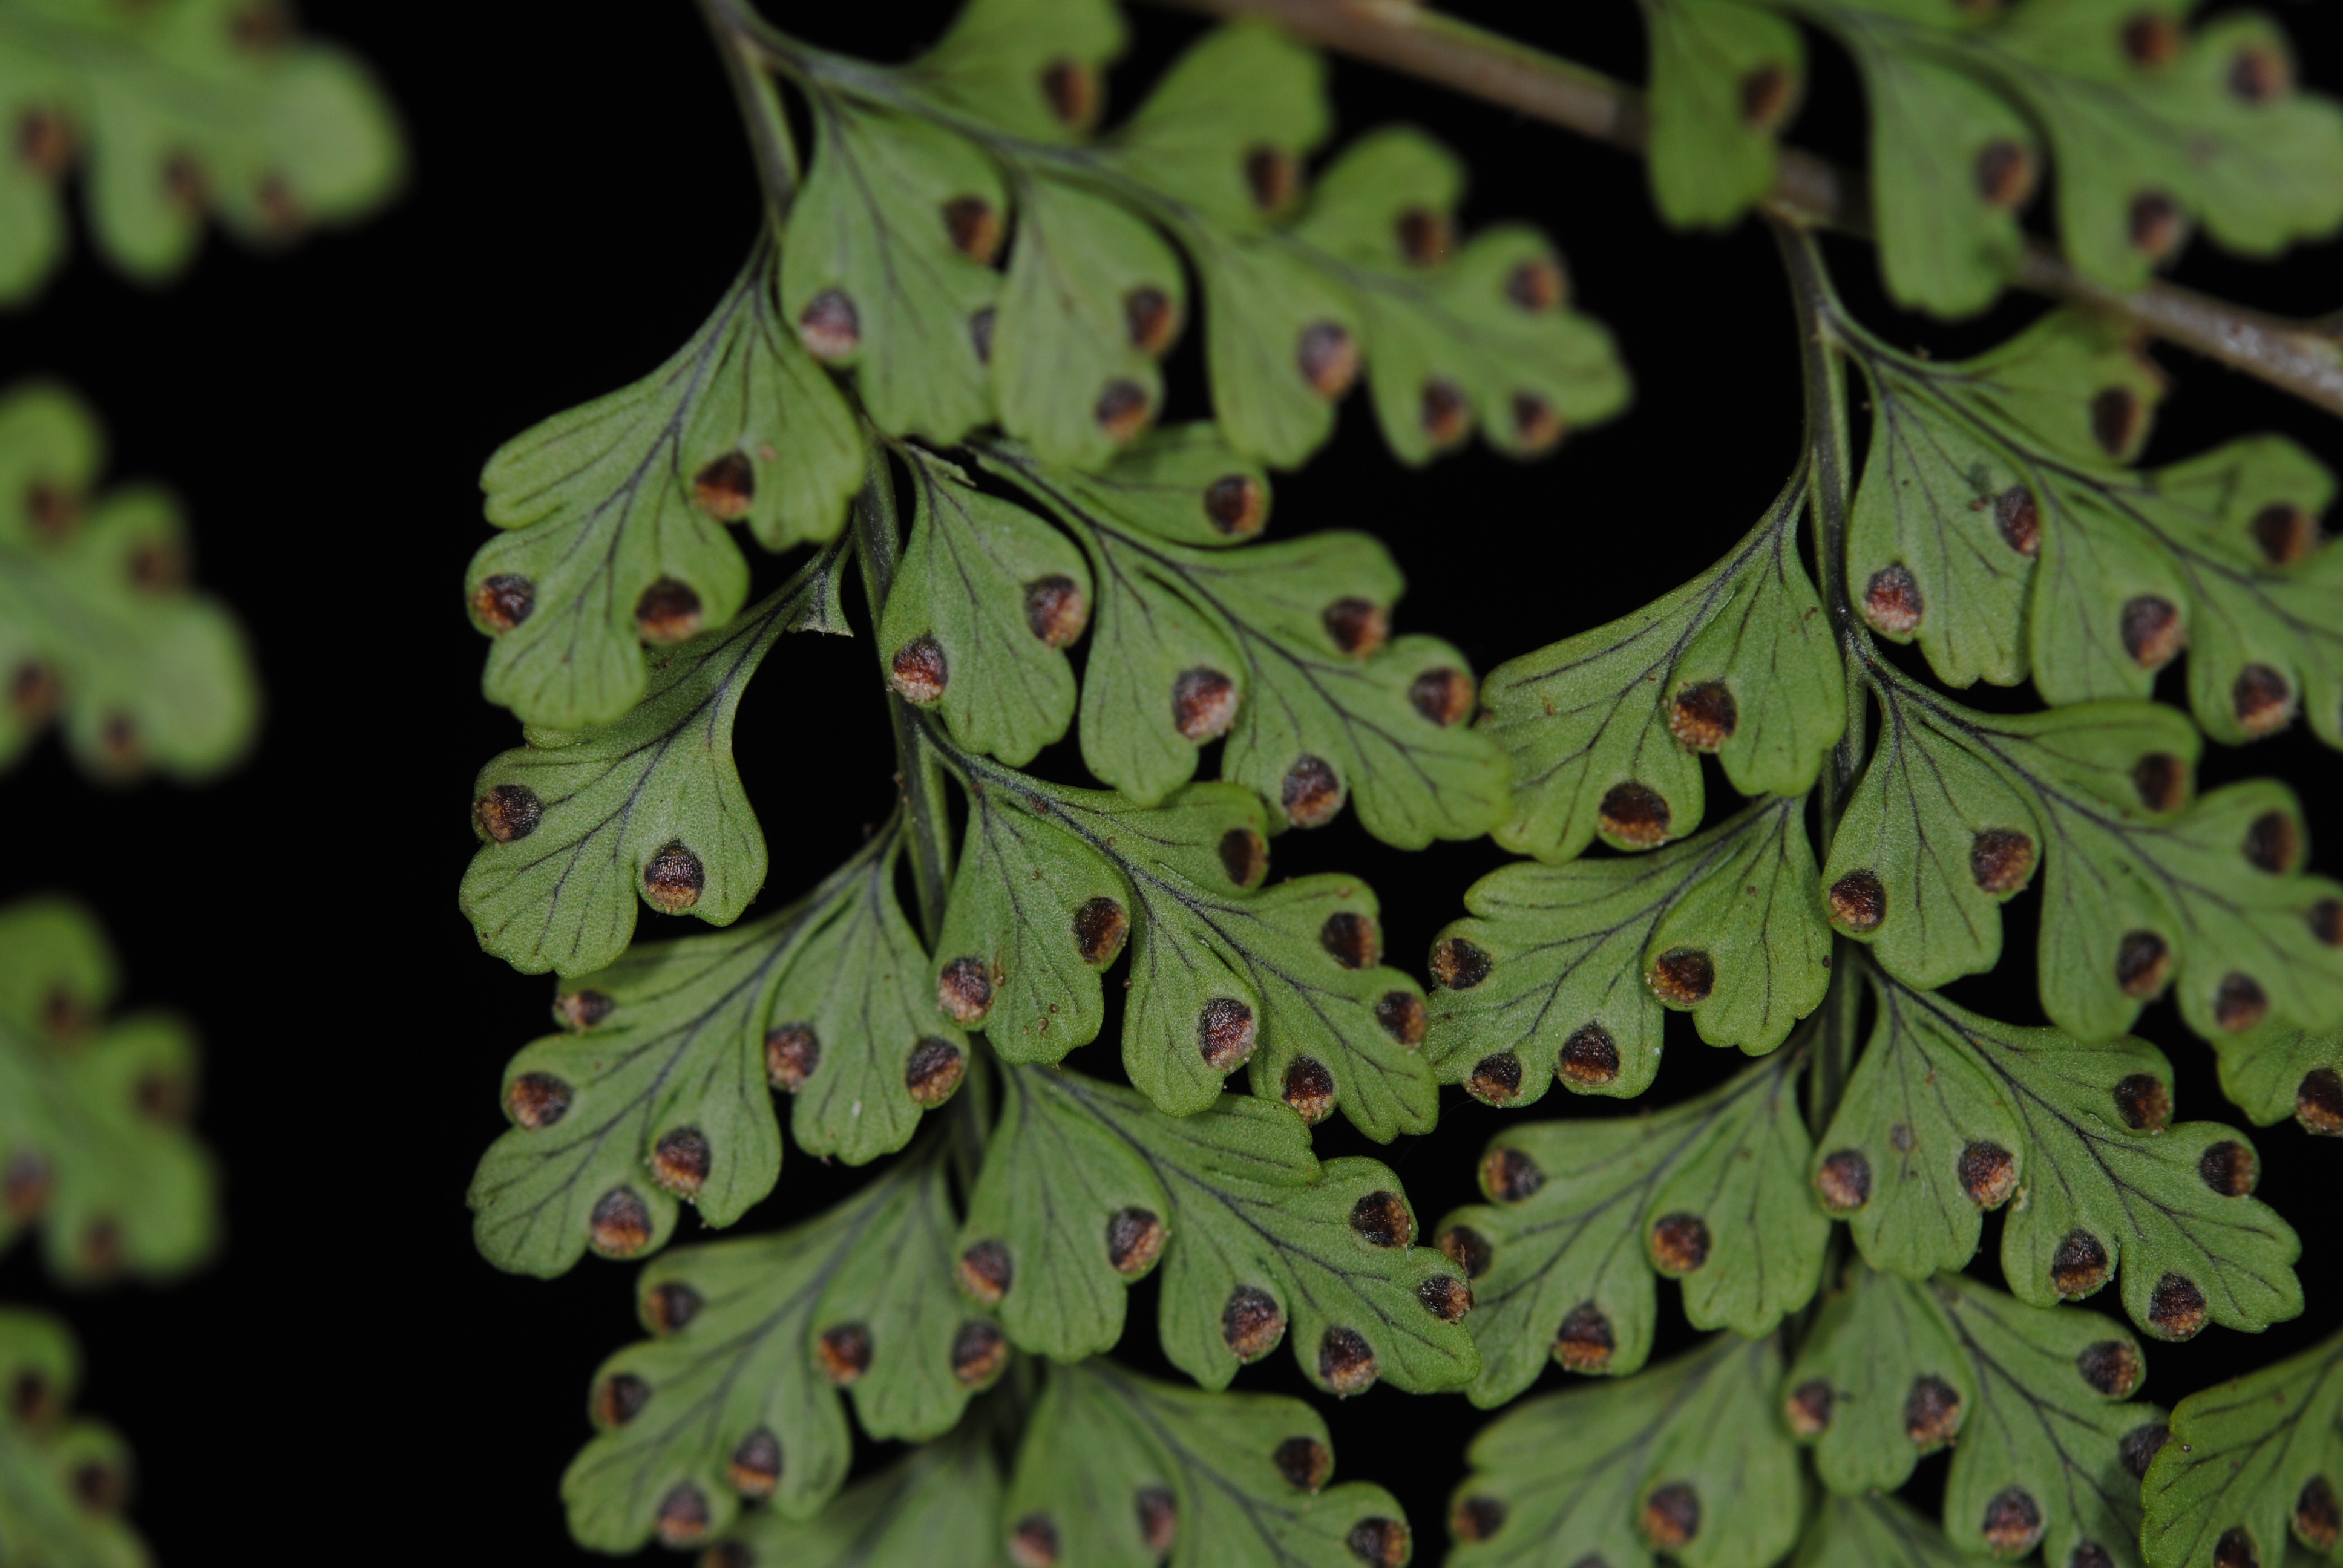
[2,0,2340,1558]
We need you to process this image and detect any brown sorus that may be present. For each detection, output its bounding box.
[1297,322,1360,397]
[1815,1149,1872,1213]
[971,306,997,364]
[1318,1326,1378,1396]
[1136,1486,1178,1557]
[2245,809,2300,874]
[2315,899,2343,947]
[1283,1057,1337,1124]
[1323,596,1389,655]
[1650,1213,1711,1273]
[2249,502,2317,564]
[1468,1052,1523,1105]
[1430,935,1492,991]
[958,1240,1013,1304]
[2234,664,2293,734]
[955,1321,1010,1385]
[1830,871,1887,932]
[1320,911,1381,970]
[890,635,948,703]
[1599,781,1671,847]
[1786,1379,1835,1437]
[551,990,611,1033]
[1420,379,1470,446]
[2214,972,2270,1033]
[1349,1190,1414,1249]
[1224,1285,1285,1360]
[942,195,1001,261]
[589,1188,654,1257]
[1198,996,1257,1068]
[1970,829,2035,895]
[646,1281,702,1334]
[1641,1484,1701,1550]
[1395,206,1452,265]
[727,1430,782,1498]
[1555,1303,1614,1372]
[2113,1072,2172,1131]
[2077,1339,2143,1397]
[2092,385,2145,456]
[594,1371,650,1428]
[1040,57,1098,128]
[508,1071,572,1129]
[818,1323,873,1384]
[1483,1146,1544,1203]
[1451,1495,1508,1544]
[1975,139,2035,207]
[1740,62,1794,126]
[654,1485,710,1549]
[652,1128,712,1197]
[1,1152,47,1221]
[1106,1207,1165,1275]
[2199,1140,2256,1196]
[1244,145,1300,212]
[937,956,994,1025]
[2120,1421,2171,1480]
[1408,667,1475,727]
[474,782,543,843]
[1506,254,1566,311]
[2129,191,2184,258]
[905,1037,966,1106]
[2231,45,2291,102]
[16,108,71,178]
[2122,12,2183,65]
[1981,1486,2045,1556]
[1418,1274,1471,1323]
[798,289,860,360]
[635,578,703,644]
[1375,991,1428,1047]
[1864,564,1924,635]
[1219,826,1268,887]
[1437,1224,1493,1279]
[471,573,535,632]
[2052,1230,2112,1296]
[1669,682,1737,751]
[2296,1477,2341,1552]
[2132,751,2189,812]
[1282,755,1343,828]
[1073,897,1129,966]
[1202,473,1265,536]
[693,452,755,520]
[2116,931,2172,998]
[644,841,706,915]
[1273,1434,1330,1492]
[765,1023,819,1091]
[2297,1067,2343,1135]
[1096,379,1153,442]
[1172,667,1236,740]
[2212,1528,2259,1568]
[1126,286,1179,354]
[1995,485,2042,556]
[1905,1375,1962,1447]
[2120,595,2184,668]
[8,661,56,723]
[1512,392,1565,452]
[1345,1518,1410,1568]
[1649,948,1716,1007]
[1959,1141,2019,1209]
[1559,1024,1621,1087]
[8,1368,53,1425]
[1009,1513,1060,1568]
[1024,575,1090,647]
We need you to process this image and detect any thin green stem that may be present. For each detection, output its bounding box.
[853,446,955,949]
[694,0,801,220]
[1772,216,1867,1142]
